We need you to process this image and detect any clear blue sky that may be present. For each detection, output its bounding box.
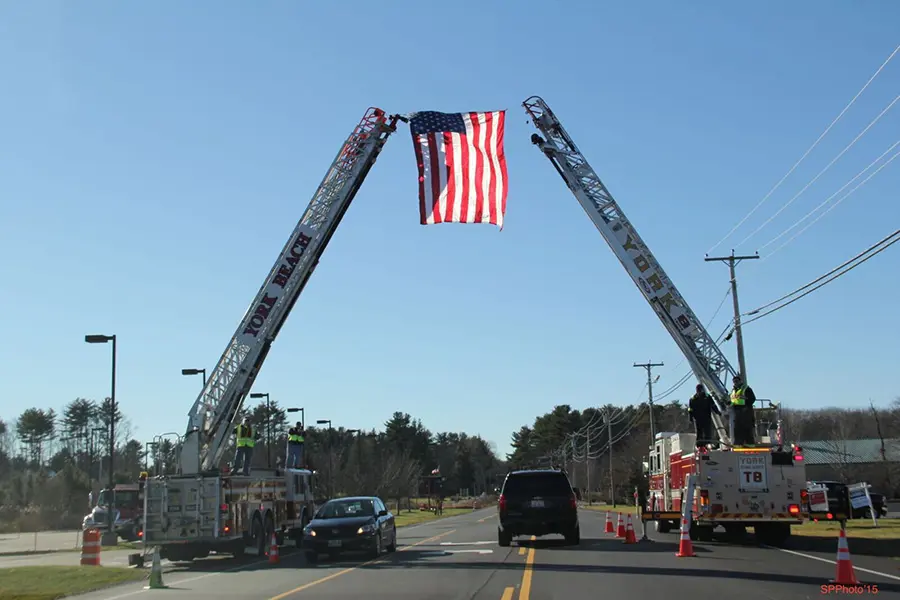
[1,1,898,459]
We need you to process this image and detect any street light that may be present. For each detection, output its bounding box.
[317,420,333,497]
[250,393,272,468]
[181,368,207,387]
[85,333,117,547]
[287,407,304,431]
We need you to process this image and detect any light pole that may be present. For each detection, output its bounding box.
[317,419,333,497]
[287,407,305,431]
[181,368,207,387]
[85,334,117,547]
[250,393,272,468]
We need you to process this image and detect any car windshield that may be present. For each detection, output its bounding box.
[97,490,139,508]
[503,472,571,497]
[315,499,376,519]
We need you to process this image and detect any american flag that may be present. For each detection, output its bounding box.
[410,110,509,228]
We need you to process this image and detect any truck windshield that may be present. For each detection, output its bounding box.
[97,490,139,508]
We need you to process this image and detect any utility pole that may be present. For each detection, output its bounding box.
[586,427,591,506]
[634,361,664,445]
[570,437,577,489]
[704,250,758,382]
[606,409,615,507]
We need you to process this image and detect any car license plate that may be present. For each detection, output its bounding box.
[530,500,545,508]
[327,540,341,548]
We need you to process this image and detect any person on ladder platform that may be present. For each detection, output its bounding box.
[730,374,757,446]
[286,422,304,468]
[233,416,256,475]
[688,383,720,450]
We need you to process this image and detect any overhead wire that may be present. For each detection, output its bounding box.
[735,93,900,248]
[764,147,900,259]
[759,138,900,254]
[742,229,900,325]
[706,42,900,255]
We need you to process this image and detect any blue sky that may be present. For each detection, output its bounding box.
[1,1,898,459]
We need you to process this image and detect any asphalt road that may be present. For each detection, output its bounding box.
[56,508,900,600]
[0,530,82,554]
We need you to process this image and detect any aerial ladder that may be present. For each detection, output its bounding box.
[179,108,404,474]
[522,96,736,446]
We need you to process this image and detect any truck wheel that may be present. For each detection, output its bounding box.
[498,528,512,547]
[655,520,671,534]
[755,523,790,547]
[251,515,266,556]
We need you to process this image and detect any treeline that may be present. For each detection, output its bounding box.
[507,399,900,503]
[0,398,504,532]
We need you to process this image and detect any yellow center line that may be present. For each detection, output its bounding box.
[268,528,457,599]
[518,546,525,556]
[501,586,515,600]
[518,535,536,600]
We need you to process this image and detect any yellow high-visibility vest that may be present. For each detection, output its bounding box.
[730,386,747,407]
[288,434,304,443]
[236,425,255,448]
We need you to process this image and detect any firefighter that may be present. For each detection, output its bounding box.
[232,416,256,475]
[730,374,757,446]
[688,383,720,449]
[286,422,305,468]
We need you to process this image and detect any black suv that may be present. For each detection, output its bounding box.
[497,468,580,546]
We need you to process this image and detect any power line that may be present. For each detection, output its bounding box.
[743,229,900,325]
[706,42,900,254]
[764,147,900,259]
[735,93,900,248]
[759,138,900,253]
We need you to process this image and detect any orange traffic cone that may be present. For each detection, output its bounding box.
[675,518,695,557]
[616,513,626,538]
[831,529,858,584]
[605,512,614,534]
[624,514,637,544]
[268,532,280,564]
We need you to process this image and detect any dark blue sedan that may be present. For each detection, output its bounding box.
[302,496,397,563]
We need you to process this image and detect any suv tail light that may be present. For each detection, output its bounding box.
[569,495,577,510]
[498,494,507,511]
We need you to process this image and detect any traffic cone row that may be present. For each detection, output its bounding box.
[268,533,280,565]
[615,512,626,538]
[675,518,695,557]
[831,528,857,584]
[624,514,637,544]
[605,511,614,534]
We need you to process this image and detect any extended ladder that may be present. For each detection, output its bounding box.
[180,108,402,473]
[522,96,733,445]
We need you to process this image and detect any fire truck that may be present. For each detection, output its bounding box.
[522,96,809,546]
[141,108,401,561]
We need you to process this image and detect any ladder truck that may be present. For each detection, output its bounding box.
[141,108,403,562]
[522,96,808,546]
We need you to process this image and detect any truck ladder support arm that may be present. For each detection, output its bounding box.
[522,96,734,445]
[180,108,401,473]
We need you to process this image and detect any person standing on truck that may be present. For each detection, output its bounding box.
[688,383,720,449]
[286,422,305,468]
[233,416,256,475]
[730,374,757,446]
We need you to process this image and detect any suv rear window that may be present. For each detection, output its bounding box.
[503,472,572,497]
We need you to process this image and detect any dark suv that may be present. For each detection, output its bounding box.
[497,468,580,546]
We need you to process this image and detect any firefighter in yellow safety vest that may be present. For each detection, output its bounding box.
[730,375,757,446]
[286,422,305,468]
[233,416,256,475]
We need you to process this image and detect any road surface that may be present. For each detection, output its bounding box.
[52,508,900,599]
[0,530,82,554]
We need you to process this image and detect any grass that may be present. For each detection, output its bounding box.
[580,503,636,514]
[0,541,142,558]
[394,507,471,528]
[0,566,146,600]
[793,518,900,540]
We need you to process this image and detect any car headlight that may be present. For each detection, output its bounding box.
[357,523,377,535]
[305,528,316,537]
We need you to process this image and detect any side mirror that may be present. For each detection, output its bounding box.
[378,509,388,517]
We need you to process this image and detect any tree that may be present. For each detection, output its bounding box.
[16,408,56,464]
[62,398,97,454]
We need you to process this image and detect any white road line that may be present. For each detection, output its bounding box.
[767,546,900,582]
[439,541,494,546]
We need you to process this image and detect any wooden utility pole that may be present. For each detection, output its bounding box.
[634,361,664,445]
[704,251,759,381]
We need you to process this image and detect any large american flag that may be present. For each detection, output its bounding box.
[410,110,509,228]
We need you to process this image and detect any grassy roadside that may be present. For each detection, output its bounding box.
[0,540,142,558]
[394,507,480,528]
[0,566,146,600]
